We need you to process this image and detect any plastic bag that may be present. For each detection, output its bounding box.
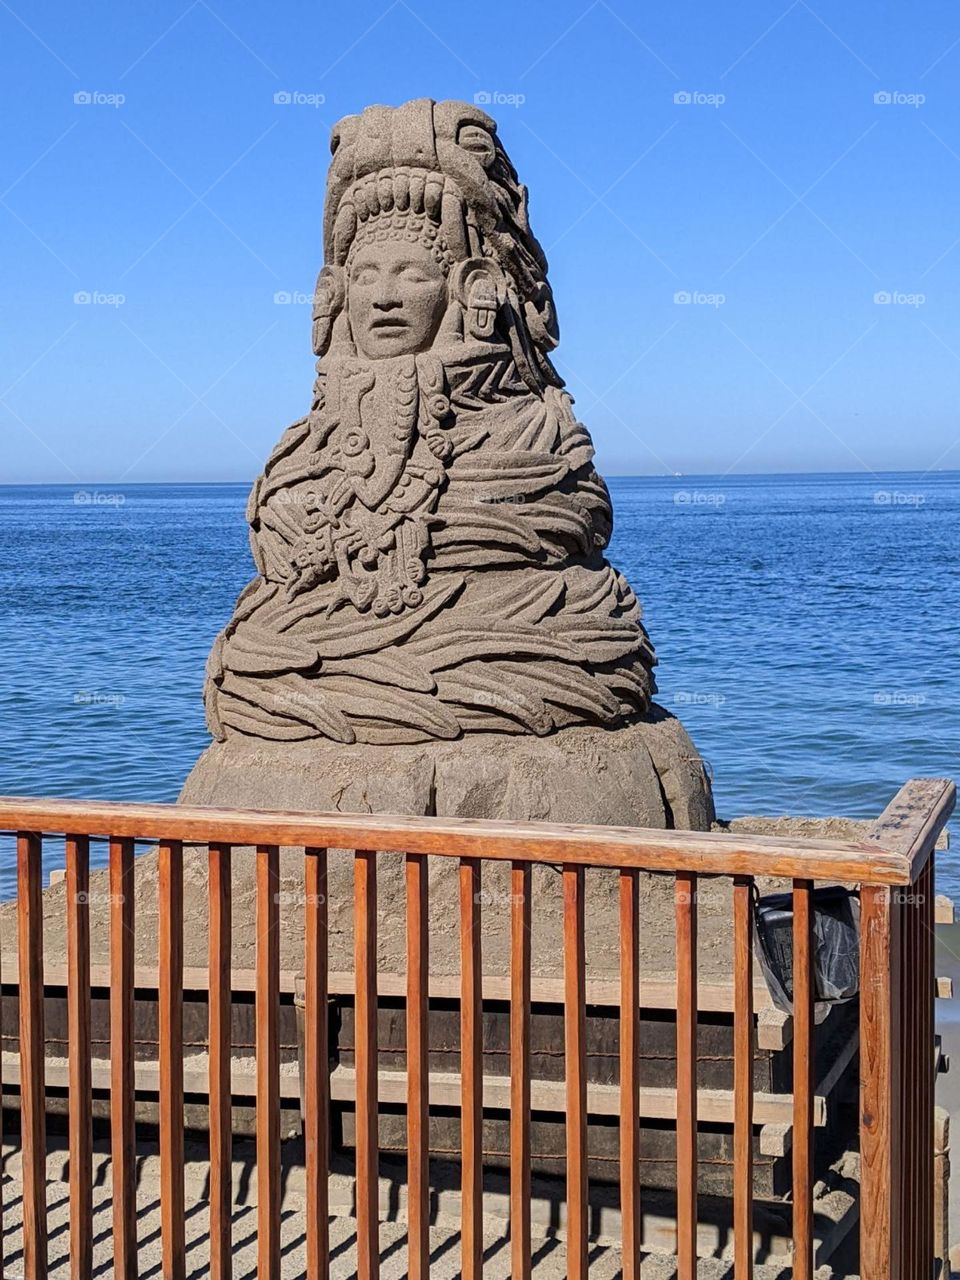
[753,885,861,1016]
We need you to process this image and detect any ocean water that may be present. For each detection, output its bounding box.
[0,473,957,899]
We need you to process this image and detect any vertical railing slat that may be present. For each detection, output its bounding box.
[920,860,934,1270]
[406,854,429,1280]
[1,840,4,1280]
[792,880,814,1280]
[109,836,137,1280]
[733,876,754,1279]
[510,861,532,1280]
[619,868,641,1280]
[18,832,47,1280]
[66,835,93,1280]
[859,884,900,1280]
[563,864,588,1280]
[208,842,233,1280]
[354,849,380,1280]
[159,839,186,1280]
[675,870,698,1278]
[305,847,330,1280]
[460,858,483,1280]
[256,844,281,1280]
[903,880,916,1276]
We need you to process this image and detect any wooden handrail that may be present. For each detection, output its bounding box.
[0,776,953,1279]
[0,777,954,883]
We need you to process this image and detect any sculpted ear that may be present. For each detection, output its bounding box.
[312,265,346,356]
[449,258,506,340]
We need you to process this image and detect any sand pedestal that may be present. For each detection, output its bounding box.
[178,707,714,977]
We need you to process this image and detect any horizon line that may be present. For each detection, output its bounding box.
[2,466,958,488]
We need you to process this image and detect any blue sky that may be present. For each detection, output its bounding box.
[2,0,960,481]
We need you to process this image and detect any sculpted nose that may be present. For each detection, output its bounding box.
[373,284,401,311]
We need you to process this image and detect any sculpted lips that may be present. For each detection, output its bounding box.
[370,316,408,330]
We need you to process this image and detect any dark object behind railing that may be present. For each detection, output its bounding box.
[0,776,954,1280]
[754,884,861,1014]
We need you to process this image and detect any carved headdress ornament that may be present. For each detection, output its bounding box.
[312,98,561,391]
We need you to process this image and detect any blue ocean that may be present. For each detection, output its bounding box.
[1,474,957,899]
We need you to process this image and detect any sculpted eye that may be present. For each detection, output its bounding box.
[353,265,377,285]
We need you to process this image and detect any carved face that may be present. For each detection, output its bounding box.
[348,240,448,359]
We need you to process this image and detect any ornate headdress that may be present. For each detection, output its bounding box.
[312,98,562,391]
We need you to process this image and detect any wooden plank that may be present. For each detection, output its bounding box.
[405,854,429,1280]
[354,850,379,1280]
[0,1055,825,1127]
[321,969,780,1013]
[758,1122,791,1158]
[17,832,47,1280]
[756,1008,791,1051]
[675,871,698,1279]
[860,884,900,1280]
[510,861,532,1280]
[305,847,330,1280]
[207,842,232,1280]
[0,794,935,885]
[564,865,588,1280]
[66,834,93,1280]
[733,877,754,1279]
[256,844,281,1280]
[935,894,955,924]
[619,868,641,1280]
[0,959,784,1013]
[460,859,483,1280]
[792,881,814,1280]
[110,836,137,1280]
[158,839,186,1280]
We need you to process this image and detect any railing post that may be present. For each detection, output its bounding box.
[256,844,281,1280]
[109,836,138,1280]
[17,832,47,1280]
[159,839,186,1280]
[66,835,93,1280]
[859,884,902,1280]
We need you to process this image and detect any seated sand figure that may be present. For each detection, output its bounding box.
[187,98,712,831]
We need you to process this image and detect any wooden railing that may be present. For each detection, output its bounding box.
[0,775,954,1280]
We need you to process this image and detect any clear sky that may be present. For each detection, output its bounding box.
[2,0,959,482]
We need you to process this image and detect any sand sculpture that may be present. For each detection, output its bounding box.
[183,99,713,832]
